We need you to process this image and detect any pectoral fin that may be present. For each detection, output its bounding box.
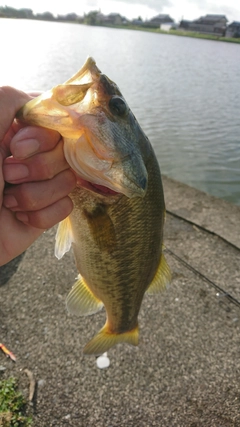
[55,216,74,260]
[147,252,171,295]
[66,275,103,316]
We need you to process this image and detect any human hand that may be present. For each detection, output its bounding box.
[0,86,76,266]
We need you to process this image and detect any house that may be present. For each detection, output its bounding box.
[18,8,34,19]
[103,13,124,25]
[132,18,144,26]
[226,21,240,38]
[148,14,174,28]
[179,14,227,36]
[160,22,175,31]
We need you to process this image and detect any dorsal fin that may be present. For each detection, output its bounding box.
[66,275,103,316]
[55,216,74,260]
[147,252,171,294]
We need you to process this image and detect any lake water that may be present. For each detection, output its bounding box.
[1,19,240,205]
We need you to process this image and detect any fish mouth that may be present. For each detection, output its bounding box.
[75,175,120,197]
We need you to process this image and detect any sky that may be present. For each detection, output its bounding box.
[0,0,239,23]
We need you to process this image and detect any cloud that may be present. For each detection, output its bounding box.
[87,0,99,7]
[184,0,209,7]
[112,0,172,9]
[181,0,240,21]
[205,3,240,19]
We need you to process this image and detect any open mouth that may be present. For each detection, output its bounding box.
[75,174,119,196]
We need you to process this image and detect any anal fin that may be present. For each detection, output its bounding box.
[66,275,103,316]
[147,251,171,295]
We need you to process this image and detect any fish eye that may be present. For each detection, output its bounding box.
[109,96,127,117]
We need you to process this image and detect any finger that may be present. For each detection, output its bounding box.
[27,92,42,97]
[0,153,4,206]
[3,139,69,184]
[10,125,61,159]
[15,196,74,229]
[0,207,43,266]
[3,169,76,212]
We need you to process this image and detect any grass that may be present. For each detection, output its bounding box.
[94,23,240,44]
[0,377,32,427]
[162,29,240,43]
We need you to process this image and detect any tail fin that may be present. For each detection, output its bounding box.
[83,323,139,355]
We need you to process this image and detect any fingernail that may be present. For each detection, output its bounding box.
[13,139,40,159]
[3,195,18,208]
[16,212,29,224]
[3,164,29,182]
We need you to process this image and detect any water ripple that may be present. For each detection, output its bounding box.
[1,19,239,205]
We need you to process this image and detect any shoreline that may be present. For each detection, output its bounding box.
[1,17,240,44]
[96,23,240,44]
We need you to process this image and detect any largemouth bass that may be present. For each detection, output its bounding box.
[17,57,171,355]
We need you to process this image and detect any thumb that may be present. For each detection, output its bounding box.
[0,86,30,143]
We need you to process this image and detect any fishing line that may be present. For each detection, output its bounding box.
[166,209,240,252]
[164,247,240,309]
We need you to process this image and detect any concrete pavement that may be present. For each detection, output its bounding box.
[0,176,239,426]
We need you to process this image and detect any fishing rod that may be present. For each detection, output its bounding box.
[166,209,240,252]
[165,246,240,309]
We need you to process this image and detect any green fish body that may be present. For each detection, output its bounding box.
[17,57,171,354]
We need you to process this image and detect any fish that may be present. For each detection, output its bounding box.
[17,57,171,355]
